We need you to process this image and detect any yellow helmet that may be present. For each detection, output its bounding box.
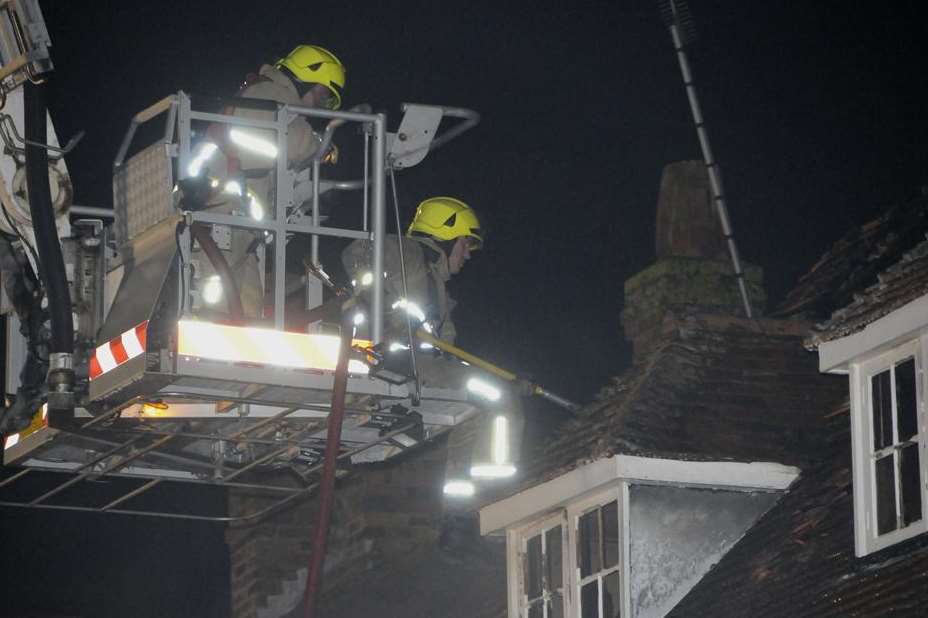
[275,45,345,109]
[407,197,483,249]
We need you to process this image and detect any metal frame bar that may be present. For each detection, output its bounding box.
[169,93,386,336]
[390,104,480,165]
[40,93,481,523]
[0,420,443,523]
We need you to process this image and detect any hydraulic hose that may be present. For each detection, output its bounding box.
[190,223,245,321]
[24,82,71,354]
[303,301,354,618]
[24,81,74,413]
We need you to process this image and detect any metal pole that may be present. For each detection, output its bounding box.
[303,309,353,618]
[311,159,321,266]
[387,167,420,405]
[370,114,387,344]
[274,104,290,329]
[362,127,370,232]
[415,329,579,412]
[69,205,114,219]
[667,19,753,318]
[89,405,304,508]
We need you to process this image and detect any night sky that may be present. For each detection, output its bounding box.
[3,1,928,616]
[40,1,928,401]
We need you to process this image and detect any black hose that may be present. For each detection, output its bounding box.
[24,82,72,354]
[190,223,245,321]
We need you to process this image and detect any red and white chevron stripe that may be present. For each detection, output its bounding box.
[89,321,148,380]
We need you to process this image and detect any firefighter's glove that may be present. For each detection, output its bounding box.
[176,176,213,211]
[515,377,537,399]
[322,143,339,165]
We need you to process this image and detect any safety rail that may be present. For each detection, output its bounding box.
[112,91,387,339]
[0,93,484,523]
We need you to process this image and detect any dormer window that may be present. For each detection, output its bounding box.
[817,291,928,556]
[485,457,792,618]
[850,340,927,554]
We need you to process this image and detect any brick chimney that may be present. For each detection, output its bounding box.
[621,161,766,361]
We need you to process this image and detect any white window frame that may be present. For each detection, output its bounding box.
[508,511,568,618]
[849,336,928,556]
[567,485,628,618]
[509,485,629,618]
[486,456,797,618]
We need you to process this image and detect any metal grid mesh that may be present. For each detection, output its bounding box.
[113,142,173,245]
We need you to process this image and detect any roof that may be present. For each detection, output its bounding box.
[774,196,928,323]
[668,408,928,617]
[668,198,928,616]
[492,311,846,502]
[808,237,928,347]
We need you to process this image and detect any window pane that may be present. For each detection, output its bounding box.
[580,580,598,618]
[604,571,621,618]
[875,454,897,535]
[871,370,893,449]
[528,601,543,618]
[547,593,564,618]
[602,500,619,569]
[901,443,922,526]
[526,534,542,599]
[579,509,602,578]
[896,358,918,442]
[546,525,563,590]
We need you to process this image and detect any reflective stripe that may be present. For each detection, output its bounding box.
[135,322,148,349]
[88,356,103,380]
[89,321,148,381]
[95,342,118,373]
[228,129,278,159]
[110,338,129,365]
[121,329,144,358]
[177,320,370,374]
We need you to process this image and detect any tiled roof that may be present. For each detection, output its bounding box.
[669,199,928,616]
[669,408,928,617]
[807,238,928,347]
[774,197,928,322]
[499,311,846,498]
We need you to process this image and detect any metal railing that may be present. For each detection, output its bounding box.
[113,92,388,340]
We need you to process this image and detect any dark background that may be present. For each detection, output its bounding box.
[2,1,927,616]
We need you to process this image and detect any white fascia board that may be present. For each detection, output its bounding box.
[819,293,928,374]
[479,455,799,536]
[480,457,616,536]
[612,455,798,491]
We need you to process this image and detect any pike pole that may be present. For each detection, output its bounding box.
[415,329,579,412]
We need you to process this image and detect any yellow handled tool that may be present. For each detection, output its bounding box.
[415,329,579,412]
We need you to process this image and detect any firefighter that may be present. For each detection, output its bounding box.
[189,45,346,320]
[341,196,482,363]
[224,44,345,181]
[342,198,522,498]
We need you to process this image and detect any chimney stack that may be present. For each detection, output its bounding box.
[621,162,766,361]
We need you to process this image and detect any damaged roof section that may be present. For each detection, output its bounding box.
[668,195,928,616]
[807,236,928,348]
[510,311,847,494]
[775,197,928,322]
[668,410,928,617]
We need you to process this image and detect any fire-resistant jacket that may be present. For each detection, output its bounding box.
[341,234,457,344]
[231,64,321,173]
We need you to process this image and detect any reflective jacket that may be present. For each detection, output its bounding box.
[341,234,457,343]
[229,64,321,173]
